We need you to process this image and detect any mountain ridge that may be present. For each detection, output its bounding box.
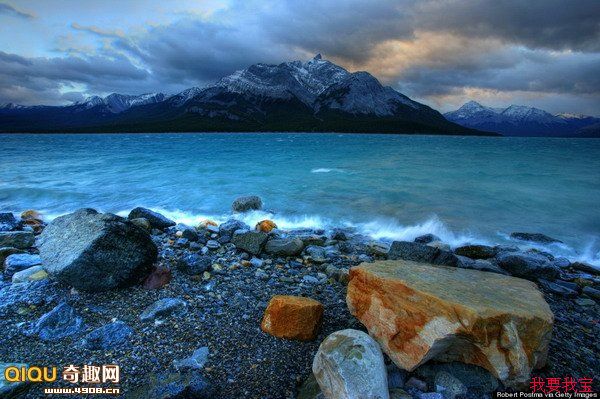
[445,101,599,137]
[0,55,490,135]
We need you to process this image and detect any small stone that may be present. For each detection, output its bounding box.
[582,286,600,301]
[26,302,85,341]
[575,298,596,307]
[302,275,320,284]
[173,346,210,371]
[419,393,443,399]
[142,266,172,289]
[11,266,48,283]
[434,371,467,399]
[219,219,250,236]
[250,257,264,267]
[206,240,220,250]
[265,238,305,257]
[177,253,212,275]
[261,295,324,341]
[313,329,389,399]
[405,377,427,391]
[231,230,268,255]
[256,220,277,233]
[0,231,35,249]
[140,298,187,322]
[81,321,133,350]
[128,207,175,230]
[4,254,42,280]
[0,247,25,268]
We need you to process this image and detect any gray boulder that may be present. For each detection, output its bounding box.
[12,265,47,284]
[39,209,157,292]
[388,241,458,267]
[232,195,263,212]
[538,279,578,297]
[0,231,35,249]
[3,254,42,280]
[82,321,133,350]
[456,256,507,275]
[265,238,304,257]
[495,251,560,281]
[26,302,85,341]
[177,253,212,275]
[313,329,389,399]
[305,245,327,263]
[140,297,187,322]
[414,234,440,244]
[454,244,496,259]
[231,230,268,255]
[0,280,54,317]
[434,371,466,399]
[128,207,175,230]
[414,362,498,396]
[510,232,562,244]
[0,213,19,232]
[219,219,250,236]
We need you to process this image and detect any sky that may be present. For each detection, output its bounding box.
[0,0,599,115]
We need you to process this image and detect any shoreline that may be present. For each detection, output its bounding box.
[1,203,599,398]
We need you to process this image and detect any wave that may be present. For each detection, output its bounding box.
[310,168,343,173]
[34,207,600,269]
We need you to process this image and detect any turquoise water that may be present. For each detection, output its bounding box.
[1,133,599,265]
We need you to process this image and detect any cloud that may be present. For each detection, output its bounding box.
[71,23,125,38]
[0,2,34,19]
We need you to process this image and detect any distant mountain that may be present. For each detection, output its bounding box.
[0,55,487,135]
[445,101,599,137]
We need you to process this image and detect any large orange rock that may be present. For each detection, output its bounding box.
[255,219,277,233]
[261,295,324,341]
[347,260,553,388]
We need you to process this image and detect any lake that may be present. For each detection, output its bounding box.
[1,133,599,265]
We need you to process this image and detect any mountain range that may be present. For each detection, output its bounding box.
[0,55,484,135]
[444,101,599,137]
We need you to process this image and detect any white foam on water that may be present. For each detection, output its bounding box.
[310,168,344,173]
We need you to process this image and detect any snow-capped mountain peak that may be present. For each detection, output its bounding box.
[75,92,165,113]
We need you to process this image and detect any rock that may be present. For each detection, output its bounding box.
[510,232,562,244]
[231,230,268,255]
[414,234,440,244]
[219,219,250,236]
[434,371,466,399]
[297,374,325,399]
[312,329,389,399]
[128,207,176,230]
[3,254,42,280]
[419,393,443,399]
[12,265,48,283]
[0,363,31,398]
[21,210,42,220]
[331,229,347,241]
[265,238,304,257]
[389,389,412,399]
[232,195,262,212]
[0,231,35,249]
[387,241,458,267]
[39,209,157,292]
[554,257,571,269]
[553,279,579,291]
[173,346,210,370]
[456,256,507,275]
[300,234,328,247]
[261,295,324,341]
[414,362,499,395]
[26,302,85,341]
[305,245,327,263]
[572,262,600,275]
[405,377,427,391]
[128,371,214,399]
[0,213,19,232]
[302,275,320,285]
[0,247,25,268]
[82,321,133,350]
[256,219,277,233]
[538,279,578,297]
[0,280,53,317]
[367,242,390,257]
[325,265,350,285]
[347,260,554,388]
[495,252,559,281]
[130,217,152,231]
[142,266,172,289]
[454,245,496,259]
[140,297,187,322]
[427,241,451,252]
[206,240,220,250]
[387,364,407,389]
[582,286,600,301]
[575,298,596,307]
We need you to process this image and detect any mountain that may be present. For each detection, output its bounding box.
[445,101,599,137]
[0,55,487,135]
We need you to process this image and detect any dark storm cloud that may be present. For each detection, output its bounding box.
[417,0,600,52]
[0,3,34,19]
